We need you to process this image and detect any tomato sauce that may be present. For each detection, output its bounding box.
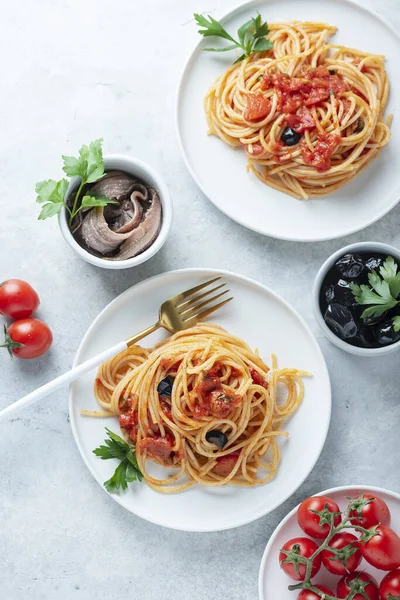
[301,133,341,172]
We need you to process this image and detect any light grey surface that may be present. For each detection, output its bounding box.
[1,0,400,598]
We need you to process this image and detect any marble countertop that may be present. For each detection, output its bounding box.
[1,0,400,598]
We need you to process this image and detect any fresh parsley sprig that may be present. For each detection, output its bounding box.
[350,255,400,331]
[93,428,143,493]
[194,13,272,63]
[35,139,117,226]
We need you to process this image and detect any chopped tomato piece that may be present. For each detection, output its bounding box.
[214,452,240,477]
[278,90,303,114]
[243,142,264,156]
[260,72,271,90]
[209,390,242,418]
[285,106,315,132]
[304,88,330,106]
[250,369,268,388]
[196,370,222,397]
[138,434,176,466]
[159,398,173,421]
[301,133,341,172]
[119,411,138,431]
[244,93,271,121]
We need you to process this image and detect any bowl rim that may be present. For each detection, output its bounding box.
[58,153,173,270]
[312,241,400,356]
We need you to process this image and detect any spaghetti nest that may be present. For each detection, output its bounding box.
[94,324,309,493]
[204,21,391,199]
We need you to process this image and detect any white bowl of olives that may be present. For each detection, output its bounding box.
[313,242,400,356]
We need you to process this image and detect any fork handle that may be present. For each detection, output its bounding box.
[1,322,162,420]
[0,339,128,421]
[0,322,162,421]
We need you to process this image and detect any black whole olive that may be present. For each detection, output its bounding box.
[364,256,383,271]
[324,303,358,340]
[324,284,335,304]
[329,69,335,75]
[205,429,228,449]
[335,253,365,279]
[281,127,302,146]
[373,318,400,346]
[157,376,174,397]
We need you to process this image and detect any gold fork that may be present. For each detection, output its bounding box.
[126,276,232,346]
[0,277,233,420]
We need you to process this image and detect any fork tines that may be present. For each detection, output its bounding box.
[175,277,233,324]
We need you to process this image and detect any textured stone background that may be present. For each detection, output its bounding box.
[1,0,399,598]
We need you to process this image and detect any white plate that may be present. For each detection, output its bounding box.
[259,485,400,599]
[69,269,331,531]
[176,0,400,242]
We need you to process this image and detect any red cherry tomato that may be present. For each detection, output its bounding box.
[0,279,39,319]
[297,496,342,539]
[349,493,391,528]
[379,568,400,600]
[360,525,400,571]
[2,318,52,359]
[279,537,321,581]
[321,532,361,575]
[337,572,379,600]
[297,585,334,600]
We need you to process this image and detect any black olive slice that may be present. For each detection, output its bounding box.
[281,127,302,146]
[205,429,228,449]
[157,376,174,397]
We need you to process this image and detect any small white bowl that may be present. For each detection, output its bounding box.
[58,154,172,269]
[313,241,400,356]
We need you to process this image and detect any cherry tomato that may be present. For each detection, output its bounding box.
[297,496,342,539]
[297,585,334,600]
[2,318,52,359]
[337,572,379,600]
[360,525,400,571]
[379,568,400,600]
[321,531,361,575]
[0,279,39,319]
[279,537,321,581]
[349,493,391,528]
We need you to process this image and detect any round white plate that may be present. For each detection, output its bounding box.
[259,485,400,599]
[69,269,331,531]
[177,0,400,242]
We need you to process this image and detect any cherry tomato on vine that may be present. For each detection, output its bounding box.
[360,525,400,571]
[279,537,321,581]
[321,531,361,575]
[337,571,379,600]
[297,496,342,539]
[0,279,39,319]
[1,318,52,359]
[297,585,334,600]
[379,568,400,600]
[349,493,391,528]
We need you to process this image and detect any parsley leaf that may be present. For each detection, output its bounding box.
[37,139,116,227]
[36,179,69,205]
[38,202,64,220]
[63,138,105,183]
[194,12,272,63]
[350,256,400,322]
[380,256,400,299]
[93,428,143,493]
[81,194,118,208]
[392,315,400,332]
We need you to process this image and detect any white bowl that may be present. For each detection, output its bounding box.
[313,241,400,356]
[259,484,400,600]
[58,154,172,269]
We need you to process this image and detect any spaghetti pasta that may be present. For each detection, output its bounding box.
[93,324,309,493]
[204,21,391,199]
